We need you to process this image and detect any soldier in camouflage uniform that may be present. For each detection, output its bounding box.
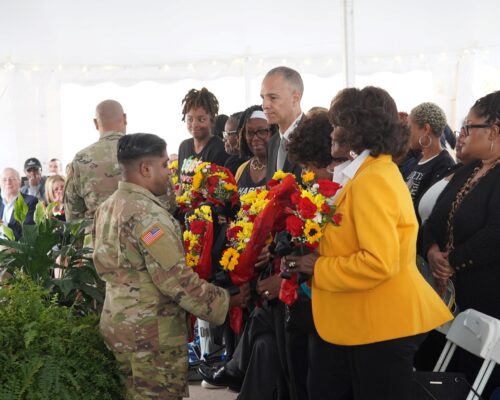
[64,99,127,224]
[93,133,249,399]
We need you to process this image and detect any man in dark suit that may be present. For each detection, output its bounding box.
[1,168,37,240]
[262,66,305,182]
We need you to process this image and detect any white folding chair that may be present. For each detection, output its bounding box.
[433,309,500,400]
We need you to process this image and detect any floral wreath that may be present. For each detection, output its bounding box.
[176,161,239,214]
[183,205,213,280]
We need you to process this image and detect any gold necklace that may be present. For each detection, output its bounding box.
[250,157,265,171]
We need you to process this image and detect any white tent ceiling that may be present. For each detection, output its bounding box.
[1,0,499,71]
[0,0,499,172]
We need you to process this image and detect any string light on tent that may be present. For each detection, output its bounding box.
[32,65,40,71]
[211,60,217,66]
[3,62,15,70]
[281,58,287,65]
[161,64,170,71]
[371,57,380,63]
[187,63,194,70]
[303,58,311,66]
[81,66,88,73]
[57,64,63,71]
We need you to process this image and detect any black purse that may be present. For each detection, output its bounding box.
[411,371,481,400]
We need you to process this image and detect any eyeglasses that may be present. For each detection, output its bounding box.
[1,177,19,183]
[246,128,270,139]
[463,124,491,137]
[222,130,238,139]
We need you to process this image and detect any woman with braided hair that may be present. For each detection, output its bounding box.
[178,87,230,190]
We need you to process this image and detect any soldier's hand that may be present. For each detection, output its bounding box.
[229,283,251,308]
[256,274,282,301]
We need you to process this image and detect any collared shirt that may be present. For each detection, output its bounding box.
[1,194,17,238]
[332,149,371,202]
[279,113,304,141]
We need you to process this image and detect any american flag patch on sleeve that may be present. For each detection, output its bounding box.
[141,224,165,246]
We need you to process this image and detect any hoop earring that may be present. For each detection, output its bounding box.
[418,135,432,148]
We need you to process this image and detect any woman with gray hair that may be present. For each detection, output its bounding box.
[405,102,455,217]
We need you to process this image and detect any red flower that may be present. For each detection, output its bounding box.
[242,204,251,211]
[290,191,301,204]
[332,213,343,225]
[298,197,317,219]
[286,215,305,237]
[192,244,202,254]
[184,239,190,249]
[317,180,342,197]
[227,225,243,241]
[321,203,331,214]
[207,176,219,192]
[267,179,279,188]
[189,220,206,235]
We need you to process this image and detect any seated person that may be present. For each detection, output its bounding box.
[20,157,47,203]
[45,175,66,221]
[48,158,64,176]
[1,168,37,240]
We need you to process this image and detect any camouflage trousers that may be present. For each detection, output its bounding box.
[115,347,188,399]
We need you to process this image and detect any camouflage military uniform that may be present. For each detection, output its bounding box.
[93,181,229,399]
[64,131,124,223]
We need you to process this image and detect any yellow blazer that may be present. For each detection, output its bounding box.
[312,155,452,346]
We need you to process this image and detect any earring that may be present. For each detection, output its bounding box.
[418,135,432,148]
[491,140,494,153]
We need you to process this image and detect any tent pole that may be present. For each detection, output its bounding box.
[343,0,355,87]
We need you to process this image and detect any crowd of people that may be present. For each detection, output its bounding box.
[1,65,500,400]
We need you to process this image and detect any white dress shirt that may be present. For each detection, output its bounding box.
[332,150,371,202]
[1,195,17,238]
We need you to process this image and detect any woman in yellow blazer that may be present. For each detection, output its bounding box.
[286,87,452,400]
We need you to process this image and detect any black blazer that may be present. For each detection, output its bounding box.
[422,161,500,317]
[265,118,304,183]
[0,193,37,240]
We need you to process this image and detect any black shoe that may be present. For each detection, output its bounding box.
[198,364,242,392]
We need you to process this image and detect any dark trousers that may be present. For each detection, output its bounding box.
[226,300,307,400]
[308,332,426,400]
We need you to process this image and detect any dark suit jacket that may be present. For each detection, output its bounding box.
[265,120,304,183]
[0,193,38,240]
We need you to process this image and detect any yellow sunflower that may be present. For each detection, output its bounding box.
[304,220,323,244]
[192,171,203,190]
[186,253,200,267]
[220,248,240,271]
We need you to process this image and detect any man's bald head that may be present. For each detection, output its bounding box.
[94,99,127,134]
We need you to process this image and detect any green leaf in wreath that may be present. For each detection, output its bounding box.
[13,195,29,225]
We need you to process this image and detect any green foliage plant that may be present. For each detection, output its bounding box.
[0,275,124,400]
[0,199,104,314]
